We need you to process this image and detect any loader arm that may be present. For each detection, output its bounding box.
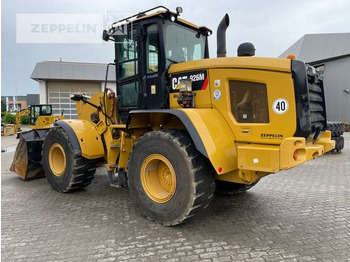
[14,108,30,133]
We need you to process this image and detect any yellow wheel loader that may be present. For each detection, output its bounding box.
[10,104,64,179]
[11,6,335,225]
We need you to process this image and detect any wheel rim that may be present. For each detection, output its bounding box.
[49,143,66,177]
[141,154,176,203]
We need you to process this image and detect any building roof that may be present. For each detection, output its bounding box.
[31,61,116,82]
[279,33,350,64]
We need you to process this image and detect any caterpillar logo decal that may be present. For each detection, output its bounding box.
[171,70,208,93]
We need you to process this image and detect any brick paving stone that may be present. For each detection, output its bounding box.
[283,259,299,262]
[199,252,218,259]
[180,255,200,261]
[263,254,284,261]
[1,133,350,261]
[245,258,265,262]
[213,256,233,262]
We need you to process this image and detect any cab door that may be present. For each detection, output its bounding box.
[29,105,40,125]
[142,22,167,109]
[114,25,141,122]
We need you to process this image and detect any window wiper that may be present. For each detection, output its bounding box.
[166,58,178,64]
[167,58,185,64]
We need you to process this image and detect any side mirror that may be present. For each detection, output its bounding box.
[102,30,110,41]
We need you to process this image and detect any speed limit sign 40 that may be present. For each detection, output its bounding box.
[273,98,289,114]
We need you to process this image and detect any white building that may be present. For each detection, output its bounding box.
[280,33,350,122]
[31,61,116,119]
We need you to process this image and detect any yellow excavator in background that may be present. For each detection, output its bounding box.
[14,104,64,133]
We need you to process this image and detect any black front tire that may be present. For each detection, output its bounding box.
[128,130,215,226]
[42,127,95,192]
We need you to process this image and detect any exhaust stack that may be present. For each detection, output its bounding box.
[217,14,230,57]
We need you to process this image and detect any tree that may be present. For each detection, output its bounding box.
[3,112,15,124]
[20,115,30,125]
[1,99,6,114]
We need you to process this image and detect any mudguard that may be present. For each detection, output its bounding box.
[55,120,105,159]
[128,109,238,175]
[178,108,238,174]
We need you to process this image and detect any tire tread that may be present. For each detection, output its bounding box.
[128,129,215,226]
[43,127,96,193]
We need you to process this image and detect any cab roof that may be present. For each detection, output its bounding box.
[110,6,211,33]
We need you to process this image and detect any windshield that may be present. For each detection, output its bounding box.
[165,23,205,67]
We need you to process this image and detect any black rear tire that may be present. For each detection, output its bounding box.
[215,180,259,195]
[327,123,345,137]
[327,123,345,153]
[42,127,95,192]
[332,136,344,152]
[128,130,215,226]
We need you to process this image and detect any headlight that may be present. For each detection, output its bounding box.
[177,79,194,108]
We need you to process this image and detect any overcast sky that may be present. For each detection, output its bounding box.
[1,0,350,96]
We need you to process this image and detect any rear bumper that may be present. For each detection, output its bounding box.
[237,131,335,173]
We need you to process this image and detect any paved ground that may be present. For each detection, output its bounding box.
[1,133,350,262]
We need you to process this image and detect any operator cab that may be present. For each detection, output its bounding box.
[103,6,211,122]
[29,105,52,125]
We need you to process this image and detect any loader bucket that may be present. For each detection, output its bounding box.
[10,129,48,180]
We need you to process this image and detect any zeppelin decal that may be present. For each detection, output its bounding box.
[261,133,284,139]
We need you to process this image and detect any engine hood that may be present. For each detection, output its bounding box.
[168,57,292,74]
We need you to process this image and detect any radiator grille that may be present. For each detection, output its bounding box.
[307,68,327,140]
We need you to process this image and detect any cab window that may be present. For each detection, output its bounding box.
[114,29,138,79]
[146,24,159,73]
[165,23,205,67]
[41,105,52,115]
